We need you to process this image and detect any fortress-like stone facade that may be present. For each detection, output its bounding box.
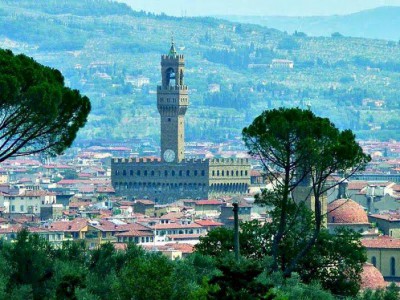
[112,158,250,203]
[112,42,251,203]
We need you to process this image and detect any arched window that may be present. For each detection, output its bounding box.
[164,170,168,177]
[165,67,176,86]
[194,170,198,176]
[130,170,133,176]
[172,170,175,176]
[186,170,190,176]
[391,257,396,276]
[137,170,141,176]
[180,69,184,85]
[201,170,205,176]
[222,170,225,176]
[212,170,215,176]
[371,256,377,267]
[151,170,155,176]
[123,170,126,176]
[179,170,183,176]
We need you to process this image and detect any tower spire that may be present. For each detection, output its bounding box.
[169,36,177,56]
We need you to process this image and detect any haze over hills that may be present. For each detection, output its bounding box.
[220,6,400,41]
[2,0,400,144]
[117,0,400,17]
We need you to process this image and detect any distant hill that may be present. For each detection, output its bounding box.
[220,6,400,40]
[2,0,400,143]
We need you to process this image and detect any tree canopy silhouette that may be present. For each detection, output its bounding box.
[0,49,90,162]
[242,108,370,278]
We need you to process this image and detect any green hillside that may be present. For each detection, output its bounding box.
[1,0,400,143]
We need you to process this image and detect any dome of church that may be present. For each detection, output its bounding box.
[361,263,387,290]
[328,198,368,224]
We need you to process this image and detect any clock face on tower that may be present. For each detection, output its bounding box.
[163,149,176,162]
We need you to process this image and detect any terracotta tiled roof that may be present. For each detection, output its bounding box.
[0,224,22,234]
[164,243,194,253]
[160,212,185,220]
[361,263,387,290]
[153,222,203,230]
[119,222,153,232]
[89,220,126,232]
[58,179,92,185]
[97,186,115,193]
[43,164,74,169]
[47,218,88,232]
[135,200,155,205]
[194,219,224,227]
[118,201,135,206]
[362,236,400,249]
[369,214,400,222]
[328,199,369,224]
[196,199,223,206]
[250,170,262,177]
[115,229,153,237]
[114,243,128,250]
[348,181,368,190]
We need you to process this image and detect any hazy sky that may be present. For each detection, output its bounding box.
[117,0,400,16]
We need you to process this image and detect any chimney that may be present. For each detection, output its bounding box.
[337,179,349,199]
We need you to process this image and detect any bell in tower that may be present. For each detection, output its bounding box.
[157,40,189,163]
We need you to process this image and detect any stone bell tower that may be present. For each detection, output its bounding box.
[157,40,189,163]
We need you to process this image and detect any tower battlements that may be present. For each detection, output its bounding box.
[209,158,249,165]
[113,157,208,165]
[157,85,188,91]
[161,54,184,61]
[113,157,249,166]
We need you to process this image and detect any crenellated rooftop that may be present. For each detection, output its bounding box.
[112,157,249,165]
[157,85,188,91]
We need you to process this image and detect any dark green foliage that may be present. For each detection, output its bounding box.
[4,229,54,300]
[208,255,268,300]
[203,47,251,69]
[277,37,300,50]
[0,49,90,162]
[358,283,400,300]
[203,90,251,110]
[241,108,370,296]
[0,228,391,299]
[300,229,366,296]
[196,220,367,297]
[0,231,221,299]
[195,227,234,256]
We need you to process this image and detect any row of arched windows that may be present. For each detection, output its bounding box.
[212,170,248,177]
[114,182,207,192]
[210,183,248,193]
[371,256,396,276]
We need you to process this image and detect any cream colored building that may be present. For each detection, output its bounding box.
[0,190,56,214]
[362,236,400,281]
